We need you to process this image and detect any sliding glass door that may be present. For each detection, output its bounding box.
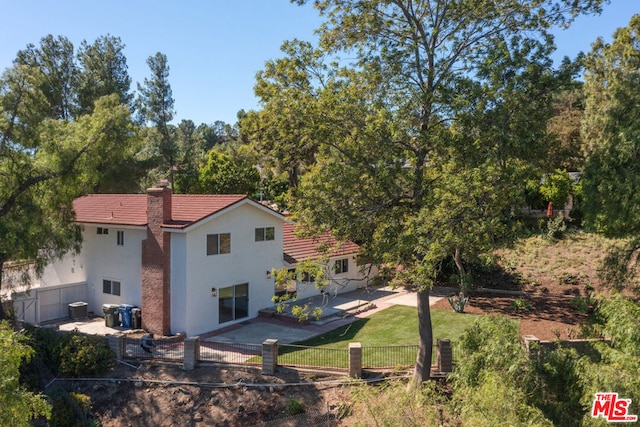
[218,283,249,324]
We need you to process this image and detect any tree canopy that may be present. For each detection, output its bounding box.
[0,322,51,425]
[581,14,640,288]
[249,0,606,383]
[0,36,137,297]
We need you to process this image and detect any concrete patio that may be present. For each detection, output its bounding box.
[53,286,453,344]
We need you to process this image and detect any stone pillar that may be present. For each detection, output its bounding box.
[262,339,278,375]
[436,339,452,373]
[183,337,200,370]
[107,334,126,359]
[522,335,541,360]
[349,342,362,378]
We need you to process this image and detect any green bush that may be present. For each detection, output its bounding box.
[48,387,94,427]
[570,296,590,314]
[58,333,114,377]
[545,214,567,241]
[286,397,305,415]
[21,327,114,382]
[511,297,532,311]
[351,380,442,426]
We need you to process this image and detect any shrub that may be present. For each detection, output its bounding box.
[48,387,94,427]
[511,297,532,311]
[570,296,590,314]
[58,333,114,377]
[545,214,566,241]
[351,380,442,426]
[453,316,529,388]
[452,372,552,426]
[286,397,305,415]
[447,294,469,313]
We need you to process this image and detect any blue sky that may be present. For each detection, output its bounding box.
[0,1,637,126]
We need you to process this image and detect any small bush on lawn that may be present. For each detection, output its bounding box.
[58,333,114,377]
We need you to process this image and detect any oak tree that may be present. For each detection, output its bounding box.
[270,0,605,384]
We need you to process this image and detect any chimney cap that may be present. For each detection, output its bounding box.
[156,179,170,189]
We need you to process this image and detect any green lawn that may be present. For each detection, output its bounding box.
[261,305,519,368]
[295,305,507,348]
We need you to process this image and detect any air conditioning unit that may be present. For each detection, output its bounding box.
[68,302,88,319]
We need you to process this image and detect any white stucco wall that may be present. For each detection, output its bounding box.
[293,256,378,300]
[170,202,284,336]
[40,225,146,315]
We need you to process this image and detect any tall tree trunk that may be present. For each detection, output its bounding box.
[454,246,467,297]
[0,256,6,320]
[412,287,433,385]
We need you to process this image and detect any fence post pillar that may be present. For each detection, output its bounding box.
[183,336,200,370]
[349,342,362,378]
[522,335,541,360]
[262,339,278,375]
[436,339,452,373]
[107,334,126,359]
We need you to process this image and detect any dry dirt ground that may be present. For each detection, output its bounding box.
[64,363,351,426]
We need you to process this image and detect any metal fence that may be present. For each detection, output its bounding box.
[124,335,185,361]
[200,341,261,365]
[362,345,418,369]
[278,344,349,371]
[120,335,457,373]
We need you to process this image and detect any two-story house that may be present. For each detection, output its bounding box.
[15,181,373,336]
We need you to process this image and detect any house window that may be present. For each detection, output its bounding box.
[334,258,349,274]
[300,271,315,283]
[97,227,109,235]
[207,233,231,255]
[117,230,124,246]
[255,227,275,242]
[103,279,121,296]
[218,283,249,324]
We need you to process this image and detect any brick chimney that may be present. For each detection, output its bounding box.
[141,180,172,335]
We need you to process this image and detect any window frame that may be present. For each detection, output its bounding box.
[102,279,121,296]
[218,283,249,324]
[255,226,275,242]
[207,233,231,255]
[116,230,124,246]
[334,258,349,274]
[97,227,109,235]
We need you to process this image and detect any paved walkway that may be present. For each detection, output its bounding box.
[56,286,453,344]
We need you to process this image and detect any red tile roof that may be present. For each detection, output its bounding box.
[72,194,248,228]
[282,222,360,263]
[73,194,148,226]
[73,194,358,261]
[165,194,247,228]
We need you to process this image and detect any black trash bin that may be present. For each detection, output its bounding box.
[119,304,135,329]
[102,304,120,327]
[132,308,142,329]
